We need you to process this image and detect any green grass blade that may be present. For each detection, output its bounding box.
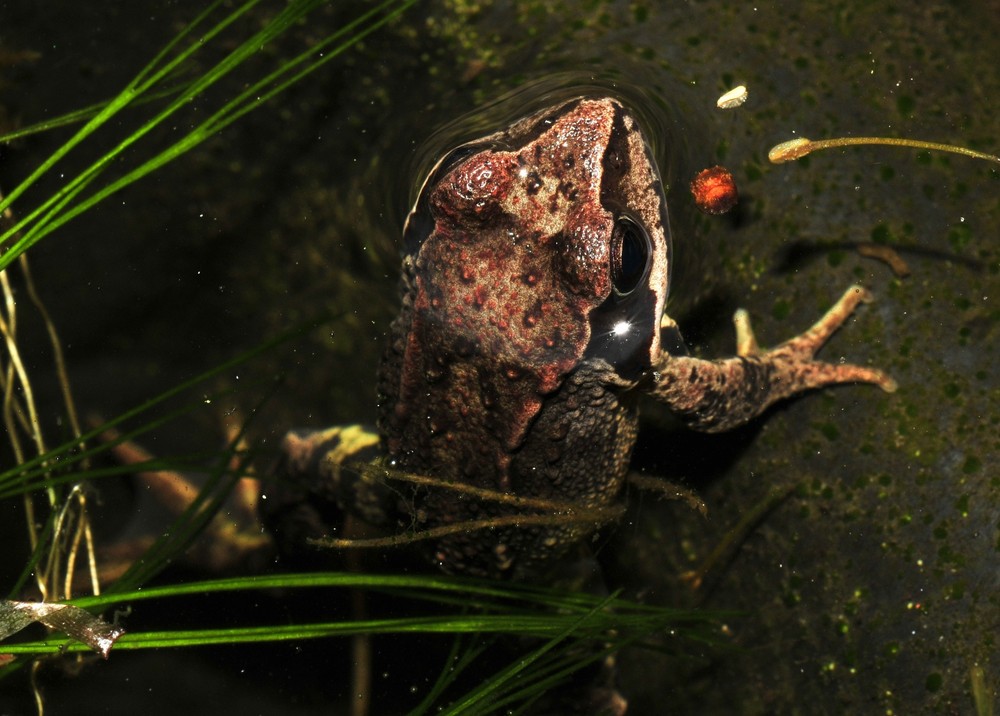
[0,614,572,654]
[436,596,617,716]
[0,318,313,493]
[0,0,251,227]
[0,0,300,265]
[408,633,491,715]
[0,0,415,270]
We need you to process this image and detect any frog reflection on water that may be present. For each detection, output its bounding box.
[265,96,896,579]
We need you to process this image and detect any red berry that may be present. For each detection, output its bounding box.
[690,166,738,215]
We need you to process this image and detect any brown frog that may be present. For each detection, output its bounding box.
[265,96,896,578]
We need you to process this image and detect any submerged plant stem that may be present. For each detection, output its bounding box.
[312,508,626,550]
[769,135,1000,165]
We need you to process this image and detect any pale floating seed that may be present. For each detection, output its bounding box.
[717,85,748,109]
[768,137,813,163]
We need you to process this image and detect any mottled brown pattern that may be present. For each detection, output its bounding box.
[371,98,672,575]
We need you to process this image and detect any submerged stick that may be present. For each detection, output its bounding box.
[769,136,1000,165]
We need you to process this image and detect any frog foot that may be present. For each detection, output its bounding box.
[733,284,898,392]
[84,420,273,586]
[652,285,896,433]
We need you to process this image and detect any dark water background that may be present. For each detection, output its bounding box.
[0,1,997,713]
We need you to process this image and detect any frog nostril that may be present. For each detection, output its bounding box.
[610,215,650,296]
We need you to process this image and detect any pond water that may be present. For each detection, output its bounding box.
[1,1,997,714]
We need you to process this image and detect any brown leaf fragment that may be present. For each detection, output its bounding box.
[0,600,125,659]
[856,242,911,278]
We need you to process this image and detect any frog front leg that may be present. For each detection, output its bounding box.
[651,285,896,432]
[262,425,402,552]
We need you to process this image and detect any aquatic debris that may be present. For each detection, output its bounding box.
[717,85,748,109]
[0,599,125,659]
[690,165,739,215]
[769,136,1000,165]
[856,243,911,278]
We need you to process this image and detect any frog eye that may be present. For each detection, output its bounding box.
[610,215,651,296]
